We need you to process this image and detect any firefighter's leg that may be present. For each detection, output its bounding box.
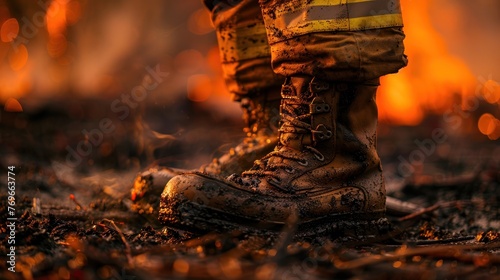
[205,0,284,97]
[159,0,407,234]
[259,0,407,80]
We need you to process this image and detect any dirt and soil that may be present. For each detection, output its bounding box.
[0,101,499,279]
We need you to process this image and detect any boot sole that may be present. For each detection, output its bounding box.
[161,200,390,240]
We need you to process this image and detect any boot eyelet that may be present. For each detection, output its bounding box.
[267,177,282,186]
[284,167,295,174]
[298,160,309,166]
[325,131,333,138]
[314,153,325,162]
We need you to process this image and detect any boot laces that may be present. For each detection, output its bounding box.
[240,90,326,187]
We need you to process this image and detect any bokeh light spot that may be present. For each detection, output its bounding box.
[173,259,189,274]
[187,74,213,102]
[1,18,19,42]
[4,97,23,112]
[477,113,496,136]
[188,8,214,35]
[481,80,500,104]
[47,33,68,57]
[174,49,204,74]
[8,44,29,71]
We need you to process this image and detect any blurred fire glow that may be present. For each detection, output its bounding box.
[46,0,81,58]
[0,0,82,101]
[1,7,29,99]
[8,43,28,71]
[1,0,499,140]
[0,17,18,42]
[188,8,214,35]
[186,45,230,103]
[378,0,476,125]
[187,74,213,102]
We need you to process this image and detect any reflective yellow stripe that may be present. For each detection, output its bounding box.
[275,0,344,17]
[349,14,403,30]
[309,0,374,6]
[272,13,402,33]
[275,19,348,35]
[347,0,373,3]
[264,0,403,44]
[275,0,392,16]
[216,22,271,62]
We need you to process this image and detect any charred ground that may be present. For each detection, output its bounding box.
[0,101,499,279]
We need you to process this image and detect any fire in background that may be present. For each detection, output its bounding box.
[1,0,499,139]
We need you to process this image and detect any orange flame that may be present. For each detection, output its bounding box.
[378,0,476,125]
[1,0,493,138]
[46,0,68,37]
[45,0,81,60]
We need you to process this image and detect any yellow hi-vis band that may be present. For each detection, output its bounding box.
[264,0,403,44]
[216,22,271,62]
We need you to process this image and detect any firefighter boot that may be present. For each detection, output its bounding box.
[159,77,388,237]
[131,91,281,201]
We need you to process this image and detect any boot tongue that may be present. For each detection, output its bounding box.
[277,77,314,152]
[289,76,309,96]
[290,76,316,116]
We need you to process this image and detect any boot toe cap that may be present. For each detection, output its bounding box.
[159,173,229,229]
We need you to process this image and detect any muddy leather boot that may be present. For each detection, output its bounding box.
[131,91,280,201]
[159,77,388,236]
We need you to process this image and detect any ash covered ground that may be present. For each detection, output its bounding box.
[0,100,499,280]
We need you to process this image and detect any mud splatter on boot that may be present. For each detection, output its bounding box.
[159,76,388,238]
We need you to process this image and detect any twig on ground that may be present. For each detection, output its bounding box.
[386,196,423,217]
[398,200,484,222]
[102,219,134,267]
[389,235,476,245]
[333,242,500,270]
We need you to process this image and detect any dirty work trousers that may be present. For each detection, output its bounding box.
[204,0,408,100]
